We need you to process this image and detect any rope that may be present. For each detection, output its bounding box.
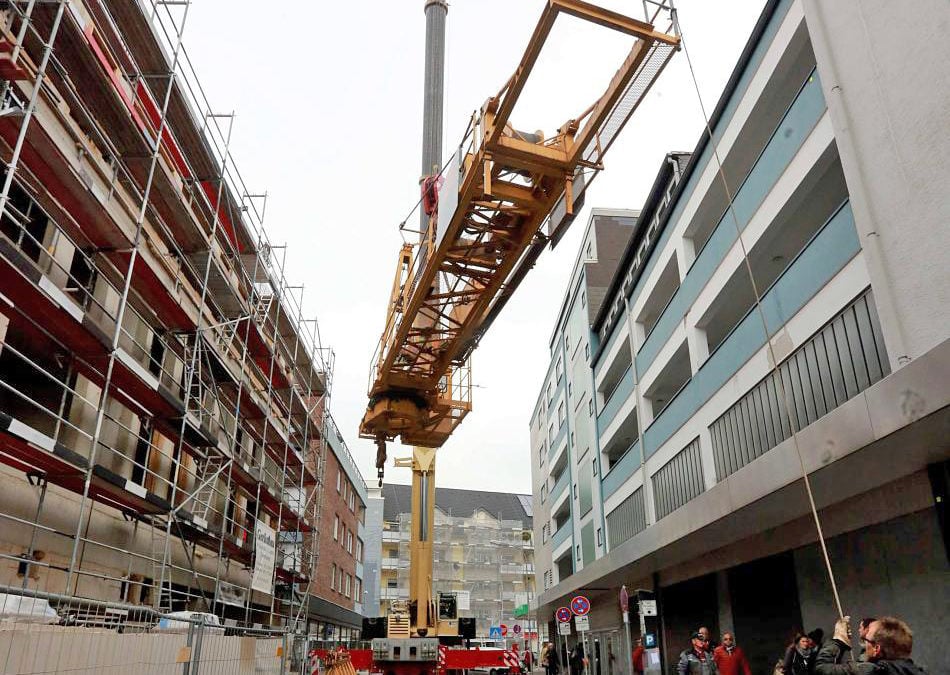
[672,9,846,620]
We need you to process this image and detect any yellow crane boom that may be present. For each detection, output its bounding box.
[361,0,679,479]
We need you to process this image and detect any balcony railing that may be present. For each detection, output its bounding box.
[709,289,889,480]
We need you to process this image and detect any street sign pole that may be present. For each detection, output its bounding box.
[621,585,632,675]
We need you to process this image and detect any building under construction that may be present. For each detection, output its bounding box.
[0,0,365,635]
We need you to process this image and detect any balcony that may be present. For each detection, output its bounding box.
[551,520,573,549]
[636,68,827,376]
[709,289,889,480]
[642,200,859,459]
[597,365,636,433]
[550,468,571,505]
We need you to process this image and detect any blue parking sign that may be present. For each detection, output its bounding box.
[489,626,502,640]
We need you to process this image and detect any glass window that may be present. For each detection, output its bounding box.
[588,399,594,416]
[336,470,341,493]
[356,538,363,562]
[333,515,339,540]
[330,564,336,591]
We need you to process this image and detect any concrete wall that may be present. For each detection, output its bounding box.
[803,0,950,367]
[794,508,949,673]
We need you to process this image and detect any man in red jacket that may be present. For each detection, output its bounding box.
[631,637,645,675]
[712,633,751,675]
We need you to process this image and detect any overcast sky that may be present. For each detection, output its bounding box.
[182,0,764,494]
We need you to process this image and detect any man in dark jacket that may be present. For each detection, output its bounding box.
[815,616,927,675]
[677,632,718,675]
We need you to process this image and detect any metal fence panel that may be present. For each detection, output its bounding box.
[709,290,890,481]
[651,438,704,521]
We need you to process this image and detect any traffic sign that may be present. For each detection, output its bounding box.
[639,599,657,616]
[574,615,590,632]
[556,607,572,623]
[570,595,591,616]
[489,626,502,639]
[620,585,629,613]
[513,624,522,634]
[501,624,508,636]
[558,622,571,636]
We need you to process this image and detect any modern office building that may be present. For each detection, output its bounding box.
[0,0,366,634]
[530,1,950,673]
[379,483,536,639]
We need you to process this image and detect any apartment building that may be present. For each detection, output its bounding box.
[0,0,365,632]
[378,483,536,638]
[530,1,950,673]
[530,208,640,591]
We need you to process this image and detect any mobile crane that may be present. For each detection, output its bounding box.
[320,2,679,674]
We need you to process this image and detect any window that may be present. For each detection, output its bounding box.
[581,291,587,308]
[589,399,595,416]
[555,357,563,382]
[346,530,354,555]
[348,490,355,511]
[570,432,575,448]
[337,567,343,592]
[336,470,341,493]
[584,343,590,361]
[333,515,339,540]
[596,528,603,546]
[330,564,337,591]
[557,402,565,426]
[542,524,549,543]
[356,538,363,562]
[576,545,581,561]
[568,382,572,398]
[547,383,553,405]
[548,423,555,444]
[355,577,362,601]
[540,484,547,505]
[573,484,578,499]
[345,574,351,598]
[565,333,570,352]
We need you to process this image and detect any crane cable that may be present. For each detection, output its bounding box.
[672,8,847,621]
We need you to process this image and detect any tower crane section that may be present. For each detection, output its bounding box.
[361,0,679,477]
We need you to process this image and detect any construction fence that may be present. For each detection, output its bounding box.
[0,585,313,674]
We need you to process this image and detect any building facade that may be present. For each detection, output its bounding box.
[531,1,950,673]
[361,486,385,619]
[307,417,368,639]
[530,208,641,591]
[380,483,536,639]
[0,0,366,634]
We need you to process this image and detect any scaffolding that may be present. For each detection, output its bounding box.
[0,0,349,635]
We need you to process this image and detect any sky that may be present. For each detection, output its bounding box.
[179,0,765,494]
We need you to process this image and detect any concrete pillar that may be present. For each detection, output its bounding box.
[715,570,734,639]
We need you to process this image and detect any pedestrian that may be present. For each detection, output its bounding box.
[548,642,561,675]
[677,631,718,675]
[857,618,876,662]
[783,633,816,675]
[632,637,645,675]
[815,615,927,675]
[524,647,534,672]
[569,643,586,675]
[713,632,751,675]
[699,627,719,651]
